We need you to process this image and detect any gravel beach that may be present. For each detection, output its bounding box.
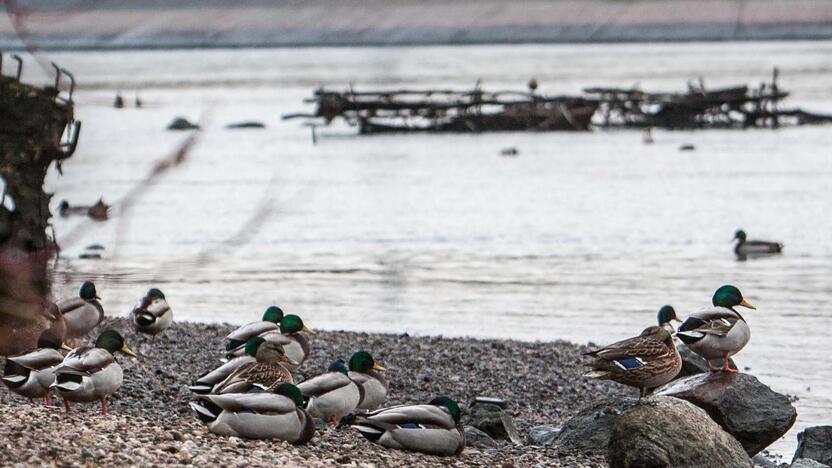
[0,318,627,467]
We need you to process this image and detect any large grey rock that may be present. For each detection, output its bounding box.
[657,372,796,456]
[463,402,520,443]
[793,426,832,466]
[463,425,496,448]
[677,343,737,377]
[608,396,753,468]
[550,398,639,452]
[527,425,558,446]
[792,459,831,468]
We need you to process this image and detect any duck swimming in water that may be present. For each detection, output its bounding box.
[733,229,783,258]
[677,285,755,372]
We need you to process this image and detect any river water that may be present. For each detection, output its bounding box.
[30,41,832,456]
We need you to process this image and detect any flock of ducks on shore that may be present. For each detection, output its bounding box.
[1,284,464,455]
[1,229,781,455]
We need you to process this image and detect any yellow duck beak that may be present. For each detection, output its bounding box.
[95,295,102,300]
[121,344,138,357]
[302,325,315,335]
[61,343,73,351]
[739,299,756,310]
[372,363,387,372]
[286,356,300,367]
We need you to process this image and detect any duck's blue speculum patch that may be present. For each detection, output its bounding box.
[614,357,645,370]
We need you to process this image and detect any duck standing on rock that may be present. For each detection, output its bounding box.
[298,360,363,425]
[677,285,755,373]
[347,351,388,410]
[52,330,136,414]
[130,288,172,334]
[584,326,682,398]
[211,337,296,394]
[733,229,783,258]
[224,306,284,352]
[57,281,104,346]
[2,331,68,405]
[341,396,465,456]
[190,383,315,443]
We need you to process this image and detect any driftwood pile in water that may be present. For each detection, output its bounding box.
[286,70,832,134]
[283,81,599,134]
[586,69,832,129]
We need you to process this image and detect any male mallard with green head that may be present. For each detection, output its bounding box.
[211,336,296,394]
[226,314,314,372]
[347,351,388,410]
[224,306,284,352]
[130,288,172,335]
[297,359,362,425]
[733,229,783,257]
[584,326,681,398]
[657,305,681,335]
[342,396,465,456]
[57,281,104,345]
[677,285,755,372]
[52,329,136,414]
[190,383,315,443]
[2,330,70,405]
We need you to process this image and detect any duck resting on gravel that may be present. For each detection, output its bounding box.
[584,325,682,399]
[677,285,755,373]
[297,359,363,425]
[52,330,136,414]
[347,351,388,410]
[733,229,783,258]
[130,288,172,335]
[2,330,69,405]
[210,336,296,394]
[341,396,465,456]
[224,306,284,352]
[190,383,315,443]
[226,314,314,372]
[56,281,104,346]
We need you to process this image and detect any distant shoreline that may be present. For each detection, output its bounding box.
[2,0,831,50]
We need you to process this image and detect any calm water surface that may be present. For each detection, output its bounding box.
[27,42,832,455]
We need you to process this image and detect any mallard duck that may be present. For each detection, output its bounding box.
[190,383,315,443]
[51,329,136,414]
[56,281,104,345]
[657,305,681,335]
[733,229,783,257]
[226,314,314,372]
[212,337,296,394]
[677,285,755,372]
[297,360,362,424]
[2,330,69,405]
[130,288,172,335]
[189,355,256,394]
[224,306,284,352]
[342,396,465,456]
[347,351,388,410]
[584,326,681,398]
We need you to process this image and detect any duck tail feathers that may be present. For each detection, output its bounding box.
[190,400,219,423]
[583,370,609,379]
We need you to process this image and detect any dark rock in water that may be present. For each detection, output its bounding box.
[464,402,520,442]
[793,426,832,466]
[550,398,638,452]
[657,372,796,456]
[679,143,696,151]
[500,147,519,156]
[677,343,736,377]
[226,121,266,129]
[78,252,102,259]
[527,425,559,446]
[167,117,200,130]
[608,396,752,468]
[86,244,105,251]
[464,425,497,448]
